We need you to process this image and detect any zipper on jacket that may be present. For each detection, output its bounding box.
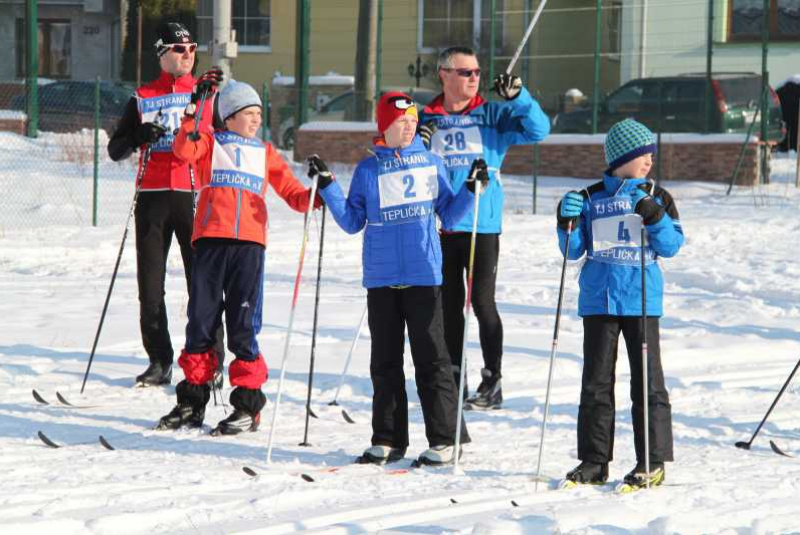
[234,190,242,239]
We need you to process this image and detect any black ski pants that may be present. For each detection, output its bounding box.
[134,191,224,367]
[578,315,674,464]
[367,286,470,449]
[441,232,503,377]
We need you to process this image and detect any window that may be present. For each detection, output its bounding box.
[197,0,270,50]
[418,0,505,53]
[607,83,644,114]
[607,1,623,61]
[15,19,71,78]
[729,0,800,41]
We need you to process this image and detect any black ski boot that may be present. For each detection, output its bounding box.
[136,361,172,387]
[563,461,609,486]
[355,445,407,465]
[155,403,205,430]
[465,368,503,410]
[211,409,260,436]
[622,462,665,489]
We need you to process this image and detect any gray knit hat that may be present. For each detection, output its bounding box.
[604,118,657,172]
[218,79,261,122]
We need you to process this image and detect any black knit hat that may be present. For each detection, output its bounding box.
[154,22,194,56]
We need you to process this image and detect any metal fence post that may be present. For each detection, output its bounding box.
[376,0,383,104]
[591,0,602,134]
[705,0,714,133]
[25,0,39,138]
[532,143,539,215]
[93,76,100,227]
[261,81,270,142]
[489,0,497,90]
[295,0,311,128]
[760,0,769,184]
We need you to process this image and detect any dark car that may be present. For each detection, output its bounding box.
[11,80,133,135]
[553,73,785,142]
[278,87,438,149]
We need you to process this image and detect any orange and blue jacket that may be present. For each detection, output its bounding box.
[172,118,319,246]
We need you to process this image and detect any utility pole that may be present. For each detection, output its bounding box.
[211,0,238,82]
[354,0,377,121]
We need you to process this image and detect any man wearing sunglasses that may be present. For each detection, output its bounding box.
[108,21,225,388]
[419,46,551,411]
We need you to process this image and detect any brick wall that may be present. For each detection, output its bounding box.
[295,129,761,185]
[0,117,26,136]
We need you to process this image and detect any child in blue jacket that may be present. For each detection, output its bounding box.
[311,92,486,466]
[556,119,684,489]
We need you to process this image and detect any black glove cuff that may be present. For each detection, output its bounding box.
[636,198,665,226]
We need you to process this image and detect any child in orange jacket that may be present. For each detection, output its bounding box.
[156,78,321,435]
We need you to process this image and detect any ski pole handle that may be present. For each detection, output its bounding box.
[190,88,210,141]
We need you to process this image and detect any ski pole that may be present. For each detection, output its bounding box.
[189,87,210,141]
[533,219,574,491]
[735,357,800,450]
[300,205,326,446]
[506,0,549,75]
[454,179,482,474]
[81,145,153,393]
[266,176,320,463]
[329,302,368,424]
[640,220,650,488]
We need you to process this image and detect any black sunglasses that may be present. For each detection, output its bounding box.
[441,67,481,78]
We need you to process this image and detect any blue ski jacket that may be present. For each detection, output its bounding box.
[419,88,550,233]
[319,136,474,289]
[557,175,684,317]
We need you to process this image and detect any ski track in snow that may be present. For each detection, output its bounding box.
[2,136,800,533]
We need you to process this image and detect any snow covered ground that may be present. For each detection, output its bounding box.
[2,136,800,534]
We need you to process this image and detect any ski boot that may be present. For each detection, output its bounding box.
[135,361,172,387]
[210,409,260,436]
[155,403,205,430]
[355,445,407,465]
[560,461,609,489]
[465,368,503,410]
[412,444,462,467]
[618,462,665,493]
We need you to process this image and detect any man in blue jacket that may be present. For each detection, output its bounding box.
[556,119,684,490]
[419,46,550,410]
[311,93,484,467]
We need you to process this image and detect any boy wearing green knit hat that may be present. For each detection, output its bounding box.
[555,118,685,490]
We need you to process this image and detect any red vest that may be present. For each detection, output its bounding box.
[135,71,214,192]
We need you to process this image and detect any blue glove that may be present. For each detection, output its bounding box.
[559,191,583,218]
[557,191,583,229]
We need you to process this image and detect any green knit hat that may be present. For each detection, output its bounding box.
[604,118,657,172]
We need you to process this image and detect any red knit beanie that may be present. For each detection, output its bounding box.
[376,92,418,133]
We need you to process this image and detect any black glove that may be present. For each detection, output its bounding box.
[493,73,522,100]
[307,155,334,190]
[133,121,168,146]
[417,122,437,149]
[186,67,224,117]
[632,184,665,226]
[465,158,489,194]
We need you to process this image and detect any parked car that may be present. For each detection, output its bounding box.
[278,87,438,149]
[10,80,133,135]
[553,73,785,141]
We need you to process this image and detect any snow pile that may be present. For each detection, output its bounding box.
[0,153,799,533]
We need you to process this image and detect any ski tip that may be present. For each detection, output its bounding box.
[56,392,74,406]
[511,500,520,507]
[98,436,115,451]
[242,466,258,477]
[309,408,319,419]
[449,498,458,504]
[32,389,49,405]
[558,479,578,490]
[300,473,315,482]
[769,440,793,457]
[341,410,356,424]
[37,431,60,448]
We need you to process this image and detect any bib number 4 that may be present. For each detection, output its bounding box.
[617,221,631,242]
